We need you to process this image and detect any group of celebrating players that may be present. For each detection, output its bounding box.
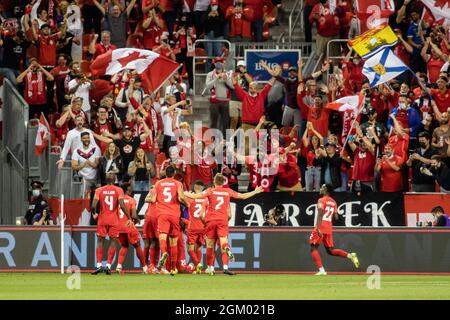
[90,168,360,276]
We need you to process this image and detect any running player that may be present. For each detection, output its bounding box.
[310,184,360,275]
[91,173,130,275]
[185,173,263,275]
[186,180,209,274]
[148,165,187,276]
[116,182,148,274]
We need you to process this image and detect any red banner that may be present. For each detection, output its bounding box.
[47,198,91,226]
[404,193,450,226]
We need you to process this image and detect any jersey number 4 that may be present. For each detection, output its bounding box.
[104,195,115,212]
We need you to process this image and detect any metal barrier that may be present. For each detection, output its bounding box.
[325,38,349,82]
[288,0,303,42]
[0,78,29,224]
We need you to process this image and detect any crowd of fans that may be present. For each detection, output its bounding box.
[0,0,450,213]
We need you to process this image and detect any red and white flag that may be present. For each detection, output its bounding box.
[355,0,395,32]
[326,95,363,113]
[421,0,450,25]
[90,48,181,93]
[35,113,50,156]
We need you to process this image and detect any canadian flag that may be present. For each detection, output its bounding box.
[355,0,395,32]
[90,48,181,93]
[421,0,450,26]
[35,113,50,156]
[326,95,364,113]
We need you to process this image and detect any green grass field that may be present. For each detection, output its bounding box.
[1,273,450,299]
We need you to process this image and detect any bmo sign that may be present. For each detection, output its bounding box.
[245,49,301,82]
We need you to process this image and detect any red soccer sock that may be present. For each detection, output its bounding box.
[170,245,178,271]
[117,247,128,266]
[196,248,203,264]
[311,250,323,269]
[135,246,147,267]
[330,249,348,258]
[96,247,103,264]
[149,247,156,266]
[221,242,230,251]
[206,247,214,267]
[144,246,150,266]
[107,246,116,265]
[222,251,229,266]
[188,249,199,265]
[159,239,167,254]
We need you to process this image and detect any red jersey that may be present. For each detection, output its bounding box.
[145,189,157,219]
[352,147,376,182]
[154,177,182,217]
[430,89,450,113]
[94,184,125,225]
[118,194,136,231]
[93,43,117,60]
[277,154,301,188]
[188,197,209,231]
[316,195,337,234]
[193,155,217,186]
[203,187,239,223]
[91,119,113,154]
[380,155,404,192]
[38,33,59,67]
[245,154,277,191]
[389,133,409,163]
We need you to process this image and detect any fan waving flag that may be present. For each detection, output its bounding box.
[90,48,181,93]
[35,113,50,156]
[421,0,450,25]
[362,49,409,88]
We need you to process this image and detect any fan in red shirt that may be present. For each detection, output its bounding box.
[192,140,218,187]
[430,76,450,114]
[310,184,360,275]
[277,145,303,191]
[91,105,121,153]
[91,173,130,275]
[31,22,64,68]
[88,31,117,60]
[116,183,148,274]
[184,180,209,274]
[185,173,263,275]
[141,8,163,49]
[375,144,404,192]
[149,166,187,275]
[225,1,254,41]
[297,87,331,137]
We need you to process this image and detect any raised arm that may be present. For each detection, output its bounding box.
[237,186,264,199]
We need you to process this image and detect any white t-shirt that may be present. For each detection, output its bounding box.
[161,106,181,137]
[68,79,91,113]
[165,83,187,99]
[60,128,99,161]
[71,145,101,180]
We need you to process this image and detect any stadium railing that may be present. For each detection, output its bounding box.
[288,0,304,43]
[0,78,29,225]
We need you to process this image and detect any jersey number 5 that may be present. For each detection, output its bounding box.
[163,187,172,202]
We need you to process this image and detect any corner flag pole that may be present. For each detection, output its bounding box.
[60,194,64,274]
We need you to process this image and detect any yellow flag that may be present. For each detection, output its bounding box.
[349,25,398,59]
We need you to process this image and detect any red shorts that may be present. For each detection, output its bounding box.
[143,216,159,239]
[157,214,180,237]
[118,227,140,246]
[309,230,334,248]
[97,224,119,238]
[187,229,205,246]
[205,220,228,239]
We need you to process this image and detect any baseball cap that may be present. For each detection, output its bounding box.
[288,66,298,72]
[40,24,50,30]
[30,180,44,189]
[368,107,377,114]
[122,125,132,131]
[210,0,219,5]
[325,142,337,148]
[237,60,246,67]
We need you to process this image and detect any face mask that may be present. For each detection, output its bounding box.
[353,59,360,65]
[399,103,406,110]
[32,189,41,197]
[441,120,448,125]
[211,5,218,11]
[419,142,427,149]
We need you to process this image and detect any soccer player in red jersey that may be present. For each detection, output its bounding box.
[185,180,209,274]
[116,183,148,274]
[310,184,360,276]
[185,173,263,275]
[143,186,162,274]
[91,173,130,275]
[148,165,187,276]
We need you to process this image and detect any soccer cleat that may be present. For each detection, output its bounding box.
[224,269,236,276]
[105,267,112,275]
[196,263,203,274]
[142,265,148,274]
[314,271,327,276]
[225,247,235,262]
[160,267,170,275]
[351,252,360,269]
[116,266,123,275]
[157,252,169,270]
[91,266,104,275]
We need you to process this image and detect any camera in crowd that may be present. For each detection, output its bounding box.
[416,221,432,227]
[264,204,286,226]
